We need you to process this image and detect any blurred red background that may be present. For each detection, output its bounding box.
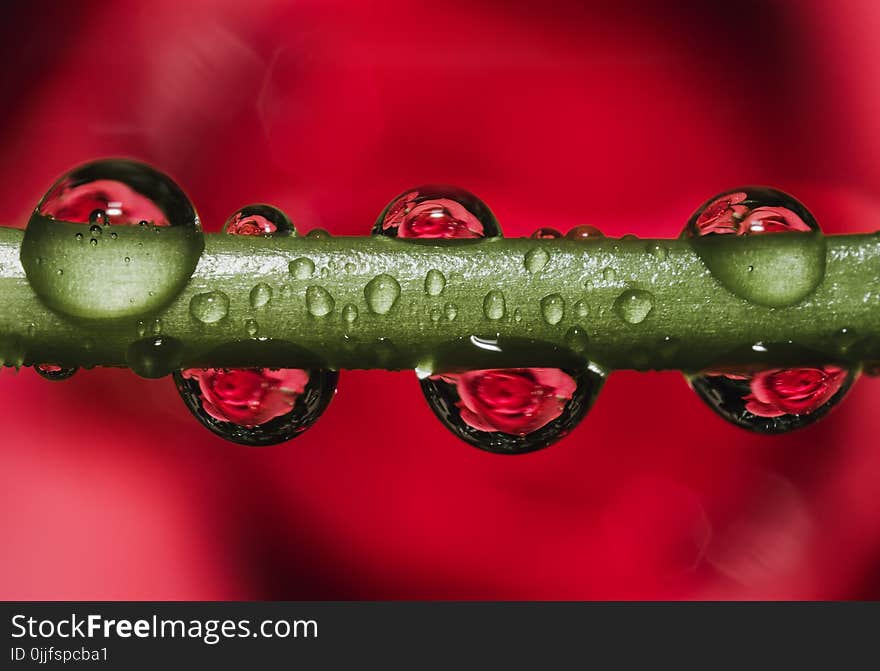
[1,0,879,599]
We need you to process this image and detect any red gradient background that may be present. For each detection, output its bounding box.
[2,0,880,599]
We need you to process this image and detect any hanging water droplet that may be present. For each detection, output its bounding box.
[364,274,401,314]
[444,302,458,321]
[342,303,359,324]
[686,186,826,307]
[483,289,506,320]
[174,367,338,446]
[189,291,230,324]
[424,269,446,296]
[224,203,294,236]
[289,257,315,280]
[245,319,259,337]
[35,364,78,381]
[372,185,501,238]
[524,247,550,273]
[21,158,203,320]
[564,326,589,354]
[613,289,654,324]
[688,366,857,433]
[540,293,565,325]
[531,228,562,239]
[306,285,335,317]
[566,225,604,241]
[249,282,273,308]
[832,327,859,356]
[574,300,590,318]
[420,366,604,454]
[126,335,184,379]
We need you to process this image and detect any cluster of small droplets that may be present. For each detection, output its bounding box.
[19,159,865,449]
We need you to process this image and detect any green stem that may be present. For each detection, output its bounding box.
[1,225,878,375]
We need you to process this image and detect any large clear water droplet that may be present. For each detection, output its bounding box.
[306,285,335,317]
[421,366,603,454]
[21,159,203,320]
[687,186,826,307]
[540,293,565,325]
[174,368,338,446]
[688,365,857,433]
[372,185,500,238]
[35,364,78,381]
[364,274,401,314]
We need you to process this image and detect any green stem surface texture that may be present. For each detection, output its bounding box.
[1,226,878,375]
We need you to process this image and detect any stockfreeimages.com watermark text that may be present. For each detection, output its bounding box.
[11,613,318,646]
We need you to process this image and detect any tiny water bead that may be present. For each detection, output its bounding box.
[566,225,603,241]
[424,269,446,296]
[531,228,562,239]
[420,367,603,454]
[306,285,335,316]
[249,282,273,308]
[540,293,565,325]
[483,289,506,320]
[35,364,78,381]
[686,186,826,308]
[289,257,315,280]
[688,366,857,433]
[364,274,401,314]
[173,368,339,447]
[21,159,203,320]
[189,291,230,324]
[223,204,294,237]
[373,185,501,239]
[613,289,654,325]
[524,247,550,274]
[126,335,184,379]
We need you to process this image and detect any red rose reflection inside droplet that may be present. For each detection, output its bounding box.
[743,366,847,418]
[693,191,749,235]
[434,368,577,435]
[741,206,812,234]
[384,197,484,239]
[39,179,169,226]
[225,213,278,236]
[182,368,310,427]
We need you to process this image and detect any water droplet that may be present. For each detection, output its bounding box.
[289,257,315,280]
[320,267,330,279]
[342,303,359,324]
[245,319,259,337]
[190,291,229,324]
[21,158,203,320]
[614,289,654,324]
[424,269,446,296]
[524,247,550,273]
[306,228,332,239]
[688,366,857,433]
[564,326,589,354]
[151,318,162,335]
[686,187,826,307]
[372,185,500,238]
[35,364,78,381]
[602,267,618,283]
[126,335,183,379]
[55,269,63,276]
[566,225,604,241]
[124,256,131,264]
[249,282,273,308]
[344,262,356,273]
[483,289,506,320]
[174,367,338,446]
[833,327,859,356]
[430,307,442,322]
[136,320,147,337]
[513,308,523,323]
[306,285,335,317]
[540,293,565,325]
[224,203,294,236]
[647,243,668,261]
[444,302,458,321]
[364,274,401,314]
[531,228,562,239]
[574,300,590,318]
[420,366,604,453]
